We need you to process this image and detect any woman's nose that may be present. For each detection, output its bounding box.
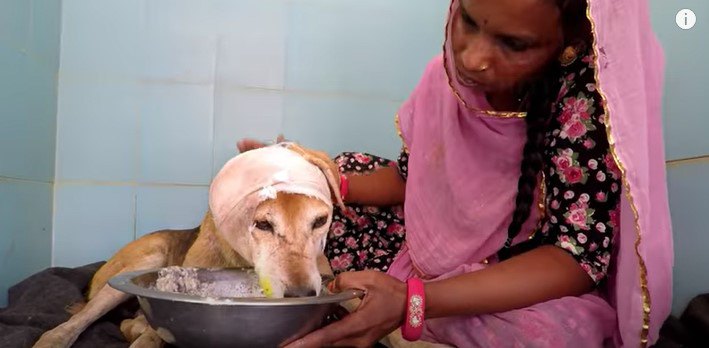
[459,38,493,73]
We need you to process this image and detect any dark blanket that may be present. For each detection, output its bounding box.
[0,262,136,348]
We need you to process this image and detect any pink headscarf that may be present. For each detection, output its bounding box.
[390,0,672,346]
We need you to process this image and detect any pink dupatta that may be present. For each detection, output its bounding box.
[387,0,672,347]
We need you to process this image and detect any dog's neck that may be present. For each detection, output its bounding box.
[182,211,250,268]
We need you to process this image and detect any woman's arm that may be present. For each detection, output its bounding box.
[340,149,409,206]
[345,166,406,206]
[425,245,592,318]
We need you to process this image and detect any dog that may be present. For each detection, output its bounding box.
[32,143,345,348]
[32,143,446,348]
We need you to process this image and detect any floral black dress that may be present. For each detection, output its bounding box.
[326,48,621,285]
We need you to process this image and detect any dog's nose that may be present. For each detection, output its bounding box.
[283,287,317,298]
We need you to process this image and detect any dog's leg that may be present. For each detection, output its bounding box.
[33,230,193,348]
[33,285,130,348]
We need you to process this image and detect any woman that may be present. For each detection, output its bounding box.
[241,0,672,347]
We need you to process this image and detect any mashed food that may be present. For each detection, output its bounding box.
[153,267,265,298]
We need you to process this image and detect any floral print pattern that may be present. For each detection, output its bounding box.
[325,151,408,274]
[541,47,622,284]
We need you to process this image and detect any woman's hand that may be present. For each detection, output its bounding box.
[237,134,286,153]
[284,271,407,348]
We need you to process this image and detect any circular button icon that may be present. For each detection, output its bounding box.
[676,9,696,30]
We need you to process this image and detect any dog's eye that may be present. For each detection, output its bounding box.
[254,220,274,232]
[312,216,328,230]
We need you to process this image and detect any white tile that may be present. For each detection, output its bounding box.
[56,80,139,182]
[139,83,214,184]
[650,0,709,160]
[0,0,30,50]
[135,186,208,238]
[140,31,217,85]
[213,0,286,89]
[0,181,53,307]
[667,162,709,315]
[213,87,283,174]
[285,0,446,100]
[59,0,143,79]
[0,50,57,182]
[53,185,136,268]
[282,93,401,160]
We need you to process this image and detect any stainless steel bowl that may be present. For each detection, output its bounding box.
[109,268,362,348]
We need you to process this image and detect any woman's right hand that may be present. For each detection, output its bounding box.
[237,135,286,153]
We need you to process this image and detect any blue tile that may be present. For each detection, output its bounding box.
[140,31,217,85]
[59,0,143,79]
[53,185,136,268]
[0,0,30,50]
[213,88,283,175]
[667,161,709,315]
[28,0,62,69]
[213,0,286,89]
[0,180,53,307]
[650,0,709,160]
[135,186,208,238]
[55,81,138,182]
[0,48,57,182]
[282,94,402,160]
[139,84,214,185]
[144,0,215,36]
[285,0,446,101]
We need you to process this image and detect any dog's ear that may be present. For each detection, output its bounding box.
[284,143,345,211]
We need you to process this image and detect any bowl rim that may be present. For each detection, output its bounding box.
[108,268,364,306]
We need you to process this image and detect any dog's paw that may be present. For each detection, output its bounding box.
[129,329,165,348]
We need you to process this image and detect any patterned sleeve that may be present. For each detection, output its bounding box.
[397,147,409,181]
[540,47,622,284]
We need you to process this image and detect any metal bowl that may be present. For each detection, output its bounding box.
[108,268,362,348]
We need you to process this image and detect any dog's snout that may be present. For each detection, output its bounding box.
[283,287,317,298]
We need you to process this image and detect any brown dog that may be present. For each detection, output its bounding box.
[32,143,446,348]
[33,144,342,348]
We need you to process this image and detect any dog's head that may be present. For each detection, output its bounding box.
[249,192,331,297]
[209,145,341,298]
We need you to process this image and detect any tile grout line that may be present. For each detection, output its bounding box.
[666,154,709,167]
[0,176,52,184]
[54,180,209,188]
[54,75,405,104]
[133,193,138,241]
[211,35,221,179]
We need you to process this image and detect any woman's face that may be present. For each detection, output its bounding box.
[452,0,564,94]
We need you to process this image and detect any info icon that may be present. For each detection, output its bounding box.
[676,9,696,30]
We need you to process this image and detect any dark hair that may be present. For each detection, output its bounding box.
[498,0,588,260]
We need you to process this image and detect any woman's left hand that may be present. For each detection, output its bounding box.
[283,271,407,348]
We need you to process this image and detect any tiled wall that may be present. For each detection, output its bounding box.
[650,0,709,315]
[0,0,62,306]
[52,0,447,267]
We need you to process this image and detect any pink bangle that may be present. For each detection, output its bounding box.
[401,277,425,341]
[339,174,349,202]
